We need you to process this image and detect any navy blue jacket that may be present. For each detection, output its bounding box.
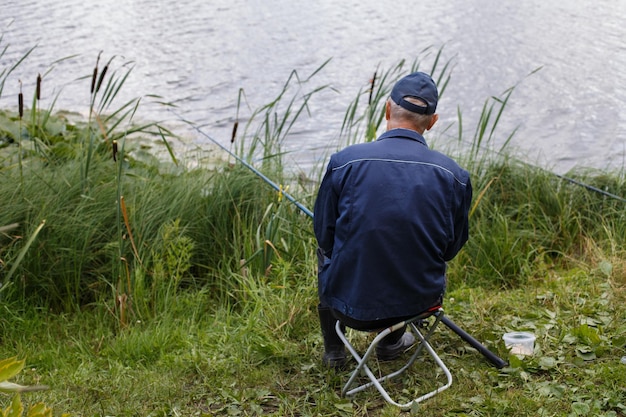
[314,128,472,321]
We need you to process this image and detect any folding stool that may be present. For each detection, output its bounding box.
[334,307,452,409]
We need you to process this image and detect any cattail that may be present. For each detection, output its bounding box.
[368,71,377,105]
[112,140,118,162]
[18,80,23,119]
[96,64,108,93]
[36,73,42,101]
[90,67,98,94]
[231,120,239,143]
[91,52,102,94]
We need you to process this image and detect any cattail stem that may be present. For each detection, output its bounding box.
[36,73,41,101]
[18,93,23,119]
[91,51,102,94]
[368,71,377,105]
[231,121,239,143]
[18,80,24,119]
[120,195,142,267]
[91,67,98,94]
[96,65,108,93]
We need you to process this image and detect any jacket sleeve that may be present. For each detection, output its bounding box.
[443,176,472,261]
[313,161,339,258]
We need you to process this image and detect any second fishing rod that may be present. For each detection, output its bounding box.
[176,112,508,369]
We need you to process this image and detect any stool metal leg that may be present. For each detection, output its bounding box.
[335,309,453,409]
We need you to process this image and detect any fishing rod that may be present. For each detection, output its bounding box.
[460,139,626,204]
[175,113,508,369]
[174,112,314,218]
[553,172,626,203]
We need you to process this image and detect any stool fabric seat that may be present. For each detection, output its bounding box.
[335,307,452,409]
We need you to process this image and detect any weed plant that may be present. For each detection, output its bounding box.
[0,40,625,416]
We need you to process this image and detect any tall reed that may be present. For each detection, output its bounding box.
[0,34,35,98]
[339,46,453,146]
[0,50,182,312]
[2,42,624,318]
[234,60,331,174]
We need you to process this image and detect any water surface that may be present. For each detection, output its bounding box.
[2,0,625,174]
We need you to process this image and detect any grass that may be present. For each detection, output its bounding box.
[1,41,625,416]
[2,264,624,416]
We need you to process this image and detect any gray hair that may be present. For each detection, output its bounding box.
[389,97,435,131]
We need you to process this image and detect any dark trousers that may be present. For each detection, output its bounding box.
[317,247,408,345]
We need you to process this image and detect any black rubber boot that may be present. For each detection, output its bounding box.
[318,305,347,369]
[377,326,416,361]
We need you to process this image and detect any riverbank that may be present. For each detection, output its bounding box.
[3,268,624,416]
[1,53,625,416]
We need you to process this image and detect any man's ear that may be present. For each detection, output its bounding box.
[426,114,439,131]
[385,100,391,121]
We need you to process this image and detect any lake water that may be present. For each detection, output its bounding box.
[2,0,625,174]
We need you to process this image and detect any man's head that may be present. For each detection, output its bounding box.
[386,72,439,133]
[391,72,438,115]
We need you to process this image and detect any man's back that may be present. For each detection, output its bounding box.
[314,128,471,321]
[314,71,472,369]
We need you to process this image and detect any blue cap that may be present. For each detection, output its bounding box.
[390,72,438,115]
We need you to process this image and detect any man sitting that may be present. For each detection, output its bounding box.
[313,72,472,368]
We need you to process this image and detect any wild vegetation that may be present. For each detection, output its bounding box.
[1,40,625,416]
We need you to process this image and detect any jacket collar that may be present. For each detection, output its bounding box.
[377,128,428,147]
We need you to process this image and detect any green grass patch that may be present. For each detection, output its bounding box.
[1,42,625,416]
